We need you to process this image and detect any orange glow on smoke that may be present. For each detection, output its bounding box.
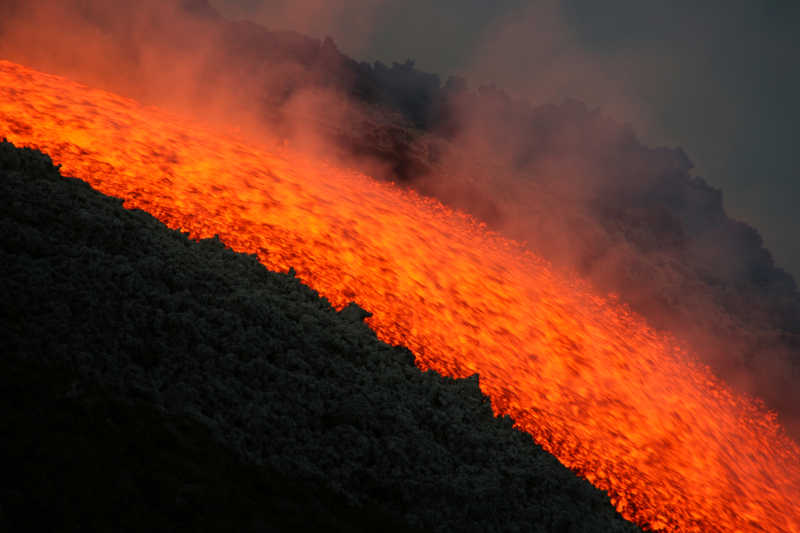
[1,60,799,532]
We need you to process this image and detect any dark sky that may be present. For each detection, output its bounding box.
[210,0,800,281]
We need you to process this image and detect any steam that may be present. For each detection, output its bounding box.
[388,0,800,437]
[0,0,377,165]
[467,1,658,139]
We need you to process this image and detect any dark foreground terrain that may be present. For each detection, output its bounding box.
[0,140,639,532]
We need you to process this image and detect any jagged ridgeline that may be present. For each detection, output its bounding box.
[0,140,639,532]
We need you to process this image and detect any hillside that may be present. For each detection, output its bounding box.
[0,139,640,531]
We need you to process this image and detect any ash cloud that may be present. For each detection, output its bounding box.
[399,0,800,437]
[1,0,799,439]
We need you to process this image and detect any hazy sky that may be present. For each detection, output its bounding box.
[209,0,799,281]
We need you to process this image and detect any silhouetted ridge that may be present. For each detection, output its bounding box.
[0,139,640,532]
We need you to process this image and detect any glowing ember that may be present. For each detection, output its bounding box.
[1,60,798,532]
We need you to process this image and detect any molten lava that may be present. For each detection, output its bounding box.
[1,60,798,532]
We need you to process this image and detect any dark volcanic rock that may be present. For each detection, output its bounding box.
[0,140,639,532]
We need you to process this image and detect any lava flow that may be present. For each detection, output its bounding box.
[1,60,799,532]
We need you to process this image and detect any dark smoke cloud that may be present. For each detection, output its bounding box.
[1,0,799,439]
[214,0,800,283]
[418,82,800,437]
[429,0,800,436]
[482,1,800,283]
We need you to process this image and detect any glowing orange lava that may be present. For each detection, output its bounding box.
[1,60,798,532]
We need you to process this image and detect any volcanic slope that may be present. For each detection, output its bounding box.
[0,140,640,532]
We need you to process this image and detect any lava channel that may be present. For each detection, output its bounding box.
[1,60,799,532]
